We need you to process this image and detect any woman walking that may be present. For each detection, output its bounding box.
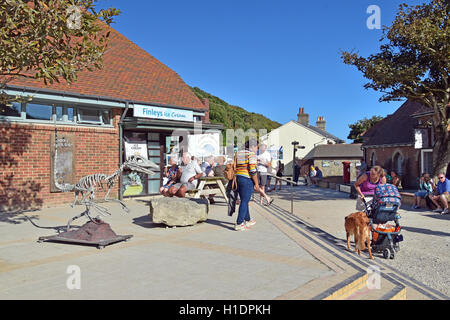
[234,139,272,231]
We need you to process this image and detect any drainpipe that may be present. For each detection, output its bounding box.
[118,101,130,201]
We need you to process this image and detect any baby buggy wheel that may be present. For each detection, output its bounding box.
[383,248,395,259]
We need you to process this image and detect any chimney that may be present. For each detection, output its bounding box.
[316,116,326,131]
[297,107,309,126]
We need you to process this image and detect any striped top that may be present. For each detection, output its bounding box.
[235,150,257,178]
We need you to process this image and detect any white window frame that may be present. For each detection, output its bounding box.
[420,149,433,175]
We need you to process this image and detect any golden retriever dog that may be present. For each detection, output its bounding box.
[345,212,373,259]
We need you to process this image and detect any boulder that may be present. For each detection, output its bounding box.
[150,197,209,227]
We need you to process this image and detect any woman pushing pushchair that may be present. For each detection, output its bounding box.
[354,165,386,215]
[354,165,403,259]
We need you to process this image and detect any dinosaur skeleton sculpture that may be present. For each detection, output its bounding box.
[54,148,159,231]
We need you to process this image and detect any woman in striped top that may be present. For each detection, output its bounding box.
[234,139,272,231]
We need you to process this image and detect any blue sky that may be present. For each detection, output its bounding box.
[99,0,425,143]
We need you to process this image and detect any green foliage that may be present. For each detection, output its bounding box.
[347,115,384,143]
[0,0,120,102]
[191,86,281,143]
[341,0,449,175]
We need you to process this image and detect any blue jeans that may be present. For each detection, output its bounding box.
[236,175,254,225]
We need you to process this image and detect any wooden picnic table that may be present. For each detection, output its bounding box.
[192,176,229,203]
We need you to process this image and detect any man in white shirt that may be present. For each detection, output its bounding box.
[257,143,272,205]
[168,152,203,197]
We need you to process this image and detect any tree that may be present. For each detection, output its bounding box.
[347,115,384,143]
[0,0,120,104]
[341,0,449,176]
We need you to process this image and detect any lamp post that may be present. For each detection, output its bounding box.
[290,141,305,214]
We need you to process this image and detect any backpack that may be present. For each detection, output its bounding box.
[224,153,237,190]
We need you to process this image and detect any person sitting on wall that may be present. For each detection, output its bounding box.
[388,170,402,189]
[413,173,434,209]
[160,155,181,196]
[312,166,323,185]
[429,173,450,215]
[167,152,203,198]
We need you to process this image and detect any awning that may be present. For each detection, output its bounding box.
[122,118,223,133]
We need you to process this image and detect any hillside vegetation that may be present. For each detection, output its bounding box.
[190,87,281,133]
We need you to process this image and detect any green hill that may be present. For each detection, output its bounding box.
[190,86,281,133]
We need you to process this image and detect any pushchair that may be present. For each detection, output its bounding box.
[363,184,403,259]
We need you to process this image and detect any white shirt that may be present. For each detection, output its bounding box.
[180,161,202,186]
[257,151,272,174]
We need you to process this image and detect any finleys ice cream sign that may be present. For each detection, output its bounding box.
[134,105,194,122]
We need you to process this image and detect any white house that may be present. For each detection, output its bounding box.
[261,107,344,175]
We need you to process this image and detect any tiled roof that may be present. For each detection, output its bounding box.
[303,143,363,160]
[5,23,206,111]
[294,121,344,143]
[361,99,425,147]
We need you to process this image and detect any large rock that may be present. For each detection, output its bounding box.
[150,197,209,227]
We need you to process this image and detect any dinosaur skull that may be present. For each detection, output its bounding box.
[125,155,159,175]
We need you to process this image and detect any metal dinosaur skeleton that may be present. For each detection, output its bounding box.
[54,145,159,230]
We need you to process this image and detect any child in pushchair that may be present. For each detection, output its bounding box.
[363,184,404,259]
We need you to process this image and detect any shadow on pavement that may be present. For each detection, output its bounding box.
[401,225,450,237]
[268,185,349,202]
[204,218,235,231]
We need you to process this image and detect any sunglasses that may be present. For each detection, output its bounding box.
[438,176,445,179]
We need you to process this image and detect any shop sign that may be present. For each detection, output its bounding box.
[124,140,148,160]
[134,105,194,122]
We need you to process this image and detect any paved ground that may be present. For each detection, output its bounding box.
[1,184,449,300]
[0,196,333,300]
[266,184,450,298]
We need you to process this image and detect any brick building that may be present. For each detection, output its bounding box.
[0,24,221,211]
[361,99,448,189]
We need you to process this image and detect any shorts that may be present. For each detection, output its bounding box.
[258,173,267,186]
[440,193,450,202]
[356,196,373,212]
[173,182,197,191]
[414,191,429,198]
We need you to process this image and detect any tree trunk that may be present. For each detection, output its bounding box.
[432,122,450,178]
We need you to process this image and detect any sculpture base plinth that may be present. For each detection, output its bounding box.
[38,218,132,249]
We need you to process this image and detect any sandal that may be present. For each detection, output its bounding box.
[266,198,274,206]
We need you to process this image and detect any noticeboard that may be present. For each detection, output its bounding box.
[50,133,76,192]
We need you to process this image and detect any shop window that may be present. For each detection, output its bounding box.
[0,102,21,117]
[67,107,75,121]
[101,110,111,125]
[26,103,52,120]
[78,107,111,125]
[55,106,64,121]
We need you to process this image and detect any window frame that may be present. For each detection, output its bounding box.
[0,98,113,127]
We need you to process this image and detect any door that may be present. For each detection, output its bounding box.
[147,132,163,194]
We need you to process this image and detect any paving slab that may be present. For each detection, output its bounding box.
[0,196,333,300]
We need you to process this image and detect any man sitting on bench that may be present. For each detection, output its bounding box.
[168,152,203,198]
